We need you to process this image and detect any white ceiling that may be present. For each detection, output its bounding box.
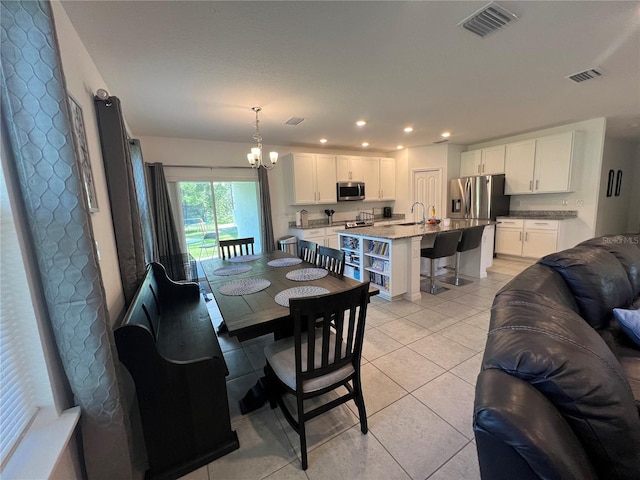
[60,1,640,153]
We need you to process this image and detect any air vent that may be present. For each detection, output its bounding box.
[566,68,603,83]
[459,2,518,38]
[284,117,305,126]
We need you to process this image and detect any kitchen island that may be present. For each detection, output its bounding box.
[338,219,495,301]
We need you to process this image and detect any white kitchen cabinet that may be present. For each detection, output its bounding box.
[460,146,505,176]
[504,132,575,195]
[495,218,524,256]
[283,153,337,205]
[495,218,560,259]
[362,157,395,201]
[336,156,364,181]
[288,225,342,251]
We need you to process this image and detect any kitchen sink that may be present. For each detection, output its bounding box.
[398,222,419,226]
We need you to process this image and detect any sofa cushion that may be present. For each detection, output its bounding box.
[539,246,635,329]
[484,298,640,479]
[579,234,640,296]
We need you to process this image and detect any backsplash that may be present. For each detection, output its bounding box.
[508,210,578,219]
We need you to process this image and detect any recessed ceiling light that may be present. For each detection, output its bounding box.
[403,126,413,133]
[319,138,328,143]
[396,145,404,150]
[441,132,451,138]
[356,120,367,127]
[361,142,369,147]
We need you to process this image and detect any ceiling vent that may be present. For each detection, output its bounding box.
[284,117,305,126]
[566,68,603,83]
[459,2,518,38]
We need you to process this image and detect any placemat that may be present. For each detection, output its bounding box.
[227,254,261,263]
[286,268,329,282]
[267,257,303,267]
[274,286,330,307]
[212,264,253,276]
[219,278,271,296]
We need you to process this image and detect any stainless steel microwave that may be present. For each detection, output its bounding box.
[337,182,365,201]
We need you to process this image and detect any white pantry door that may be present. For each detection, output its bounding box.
[412,169,442,221]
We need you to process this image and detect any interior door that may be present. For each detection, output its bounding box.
[413,169,442,221]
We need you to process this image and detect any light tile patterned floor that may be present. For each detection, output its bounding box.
[182,258,533,480]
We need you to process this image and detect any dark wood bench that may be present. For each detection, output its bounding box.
[114,262,239,480]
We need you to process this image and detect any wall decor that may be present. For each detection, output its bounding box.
[68,94,99,212]
[606,169,614,197]
[615,169,622,197]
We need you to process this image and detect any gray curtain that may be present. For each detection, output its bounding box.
[146,162,189,280]
[94,95,147,306]
[1,1,137,478]
[130,139,156,265]
[258,167,276,251]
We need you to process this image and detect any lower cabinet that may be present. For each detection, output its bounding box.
[495,218,561,259]
[288,226,343,251]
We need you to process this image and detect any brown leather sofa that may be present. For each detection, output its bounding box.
[473,234,640,480]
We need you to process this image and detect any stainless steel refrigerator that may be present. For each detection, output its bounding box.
[448,174,510,220]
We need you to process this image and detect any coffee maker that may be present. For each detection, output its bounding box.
[383,206,393,218]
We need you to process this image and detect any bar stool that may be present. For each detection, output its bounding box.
[420,230,462,294]
[441,225,486,287]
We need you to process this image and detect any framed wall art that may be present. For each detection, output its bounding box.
[68,94,99,213]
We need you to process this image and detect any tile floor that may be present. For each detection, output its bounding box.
[183,258,534,480]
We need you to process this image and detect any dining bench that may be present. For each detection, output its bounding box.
[114,262,239,480]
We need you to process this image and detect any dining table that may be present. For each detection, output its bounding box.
[201,249,378,342]
[201,249,378,414]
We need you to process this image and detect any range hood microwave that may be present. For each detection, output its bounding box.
[337,182,365,201]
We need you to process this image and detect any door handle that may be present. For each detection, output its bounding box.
[482,164,485,173]
[519,232,522,241]
[529,180,533,191]
[477,165,481,174]
[525,232,529,241]
[535,180,539,190]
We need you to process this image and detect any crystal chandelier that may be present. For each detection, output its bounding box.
[246,107,278,169]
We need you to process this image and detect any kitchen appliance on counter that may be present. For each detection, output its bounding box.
[383,206,393,218]
[295,210,309,228]
[449,174,510,220]
[337,182,365,201]
[344,211,374,229]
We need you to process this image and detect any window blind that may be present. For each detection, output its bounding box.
[0,166,38,466]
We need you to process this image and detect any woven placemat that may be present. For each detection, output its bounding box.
[274,286,330,307]
[212,264,253,276]
[267,257,303,267]
[227,254,261,263]
[219,278,271,296]
[286,268,329,282]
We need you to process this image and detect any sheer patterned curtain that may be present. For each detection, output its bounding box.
[1,2,137,478]
[258,167,276,252]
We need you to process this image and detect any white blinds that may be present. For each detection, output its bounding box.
[0,166,38,466]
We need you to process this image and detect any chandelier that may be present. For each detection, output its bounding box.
[246,106,278,169]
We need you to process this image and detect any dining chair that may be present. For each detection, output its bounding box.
[298,239,318,264]
[264,282,371,470]
[219,237,255,259]
[316,245,345,276]
[198,232,217,260]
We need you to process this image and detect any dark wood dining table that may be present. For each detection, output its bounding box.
[201,250,378,342]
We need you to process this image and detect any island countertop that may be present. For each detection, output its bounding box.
[335,219,495,240]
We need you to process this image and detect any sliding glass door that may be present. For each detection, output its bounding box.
[179,180,261,260]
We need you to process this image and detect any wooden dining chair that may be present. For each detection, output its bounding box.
[219,237,255,259]
[298,239,318,264]
[316,245,345,276]
[264,282,371,470]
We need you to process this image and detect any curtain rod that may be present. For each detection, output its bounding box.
[151,164,254,170]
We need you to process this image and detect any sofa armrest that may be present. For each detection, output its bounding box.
[474,369,597,480]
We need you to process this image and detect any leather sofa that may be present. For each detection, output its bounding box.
[473,234,640,480]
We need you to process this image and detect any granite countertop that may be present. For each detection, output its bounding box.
[502,210,578,220]
[335,219,495,240]
[289,214,405,229]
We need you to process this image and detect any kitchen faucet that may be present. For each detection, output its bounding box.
[410,201,426,225]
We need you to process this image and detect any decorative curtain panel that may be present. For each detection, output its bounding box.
[129,139,156,265]
[258,167,276,252]
[146,162,189,280]
[94,96,147,306]
[0,1,137,478]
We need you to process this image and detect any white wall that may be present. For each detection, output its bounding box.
[138,135,396,239]
[468,117,607,248]
[52,1,124,323]
[595,138,640,236]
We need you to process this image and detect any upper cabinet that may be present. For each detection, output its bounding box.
[336,156,364,181]
[460,145,505,176]
[282,153,337,205]
[362,157,395,201]
[504,131,575,195]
